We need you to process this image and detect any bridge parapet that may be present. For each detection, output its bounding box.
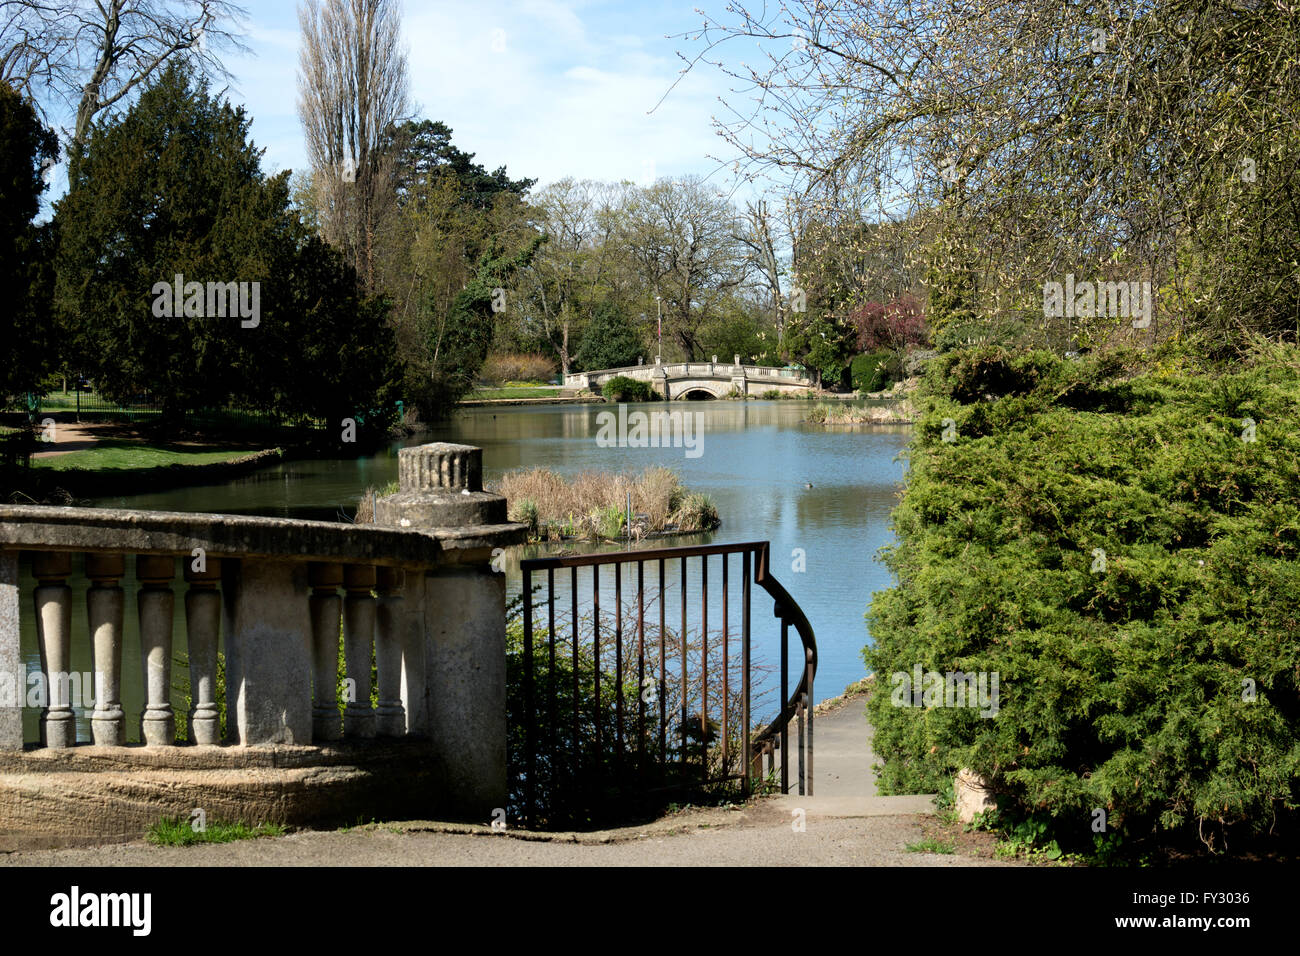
[564,362,814,395]
[0,444,524,843]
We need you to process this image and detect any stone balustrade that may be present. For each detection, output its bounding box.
[563,361,812,396]
[0,443,524,842]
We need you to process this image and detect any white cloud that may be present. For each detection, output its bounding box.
[400,0,732,189]
[40,0,753,205]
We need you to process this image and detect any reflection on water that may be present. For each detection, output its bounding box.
[84,400,909,705]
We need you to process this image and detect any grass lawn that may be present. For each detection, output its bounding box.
[32,439,266,472]
[146,817,285,846]
[470,386,561,400]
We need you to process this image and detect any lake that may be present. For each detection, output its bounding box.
[20,399,910,739]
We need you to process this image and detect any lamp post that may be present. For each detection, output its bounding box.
[654,294,662,364]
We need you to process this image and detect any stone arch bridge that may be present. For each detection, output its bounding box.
[564,355,815,400]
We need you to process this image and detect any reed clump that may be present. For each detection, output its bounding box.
[807,400,915,425]
[493,466,720,541]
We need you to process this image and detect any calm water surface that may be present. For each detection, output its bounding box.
[20,400,910,739]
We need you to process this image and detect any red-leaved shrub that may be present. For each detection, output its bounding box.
[850,296,928,352]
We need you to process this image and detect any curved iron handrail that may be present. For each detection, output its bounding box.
[515,539,819,818]
[751,544,817,792]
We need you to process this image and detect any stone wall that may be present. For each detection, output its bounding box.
[0,443,525,845]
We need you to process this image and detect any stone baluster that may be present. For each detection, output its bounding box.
[342,564,376,738]
[0,550,20,750]
[184,557,222,745]
[86,553,126,746]
[137,555,175,746]
[375,567,406,737]
[309,562,343,741]
[34,551,74,748]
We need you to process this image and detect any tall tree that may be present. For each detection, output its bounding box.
[54,62,398,430]
[623,177,748,360]
[297,0,408,293]
[574,300,642,372]
[424,235,544,410]
[384,118,534,210]
[734,198,787,343]
[370,120,540,417]
[0,78,58,406]
[519,178,625,374]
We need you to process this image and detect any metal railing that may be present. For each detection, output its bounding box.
[514,540,815,828]
[14,389,329,432]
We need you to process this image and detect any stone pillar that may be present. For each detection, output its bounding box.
[731,353,748,398]
[375,567,406,737]
[87,552,126,746]
[34,551,74,748]
[0,550,20,750]
[221,558,313,745]
[184,557,222,745]
[309,562,343,741]
[342,564,376,739]
[654,362,670,401]
[375,443,521,816]
[376,444,503,529]
[425,567,507,813]
[137,555,176,746]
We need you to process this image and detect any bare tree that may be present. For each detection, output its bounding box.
[734,198,790,344]
[297,0,408,293]
[520,178,637,374]
[623,177,749,360]
[683,1,1300,351]
[1,0,248,162]
[0,2,75,102]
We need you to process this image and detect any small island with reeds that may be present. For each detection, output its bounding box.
[806,400,916,425]
[494,467,719,543]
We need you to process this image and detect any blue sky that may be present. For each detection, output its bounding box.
[187,1,748,191]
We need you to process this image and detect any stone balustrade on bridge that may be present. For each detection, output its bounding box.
[0,443,524,846]
[564,354,816,400]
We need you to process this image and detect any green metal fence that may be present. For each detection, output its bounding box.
[31,388,160,422]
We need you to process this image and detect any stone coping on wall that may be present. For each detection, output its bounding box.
[0,504,526,568]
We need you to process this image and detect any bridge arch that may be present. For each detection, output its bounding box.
[678,385,721,400]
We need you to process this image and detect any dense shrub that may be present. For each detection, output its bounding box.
[851,350,902,392]
[480,353,557,385]
[601,376,657,402]
[864,338,1300,856]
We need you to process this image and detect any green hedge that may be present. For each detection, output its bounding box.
[864,339,1300,855]
[601,376,659,402]
[852,350,901,392]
